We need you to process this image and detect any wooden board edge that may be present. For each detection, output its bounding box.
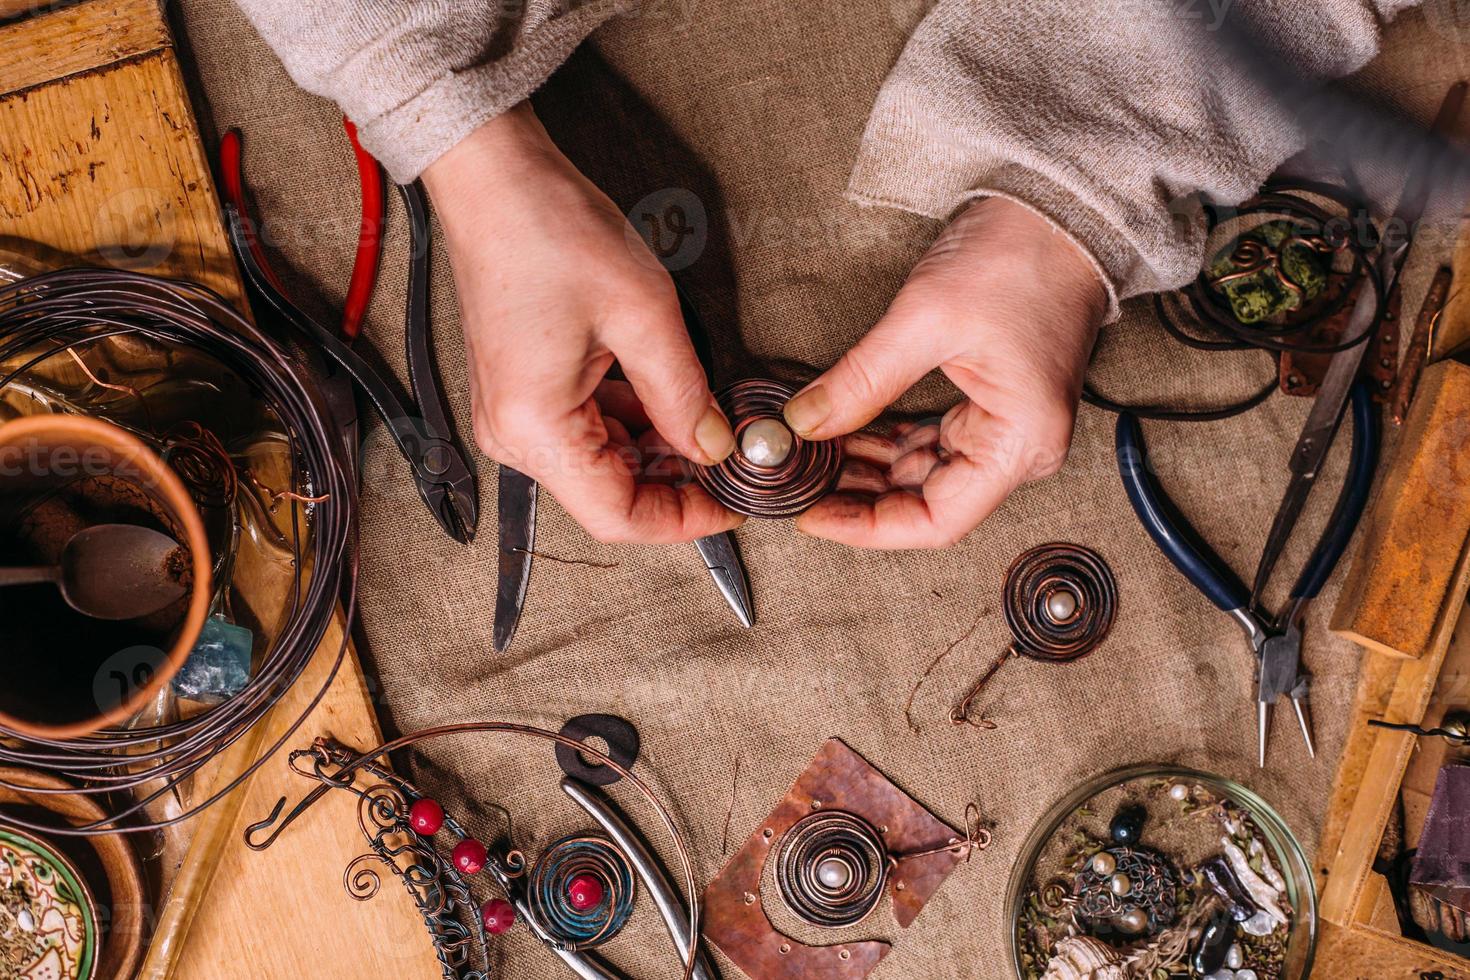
[0,0,171,98]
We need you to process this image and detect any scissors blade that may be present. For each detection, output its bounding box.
[494,467,537,653]
[694,532,754,628]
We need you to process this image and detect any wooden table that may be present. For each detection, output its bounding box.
[0,1,440,976]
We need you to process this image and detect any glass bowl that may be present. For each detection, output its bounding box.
[1005,764,1316,979]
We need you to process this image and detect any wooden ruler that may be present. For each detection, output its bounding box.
[0,2,440,976]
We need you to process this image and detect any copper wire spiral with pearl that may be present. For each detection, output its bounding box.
[1003,543,1117,663]
[695,379,842,518]
[774,811,888,928]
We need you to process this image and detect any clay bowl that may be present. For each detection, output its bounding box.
[0,823,101,979]
[0,766,147,979]
[0,414,211,738]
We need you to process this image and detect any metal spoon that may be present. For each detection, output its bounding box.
[0,523,188,620]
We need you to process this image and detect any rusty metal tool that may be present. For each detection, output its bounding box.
[1391,264,1453,425]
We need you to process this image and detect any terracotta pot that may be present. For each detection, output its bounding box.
[0,414,211,738]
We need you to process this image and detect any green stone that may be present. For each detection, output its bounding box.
[1208,219,1330,324]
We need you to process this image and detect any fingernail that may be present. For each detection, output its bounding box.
[784,384,832,437]
[695,405,735,463]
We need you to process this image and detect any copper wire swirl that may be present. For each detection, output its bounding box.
[694,379,841,518]
[774,811,888,928]
[1002,542,1117,662]
[527,834,636,950]
[951,543,1117,727]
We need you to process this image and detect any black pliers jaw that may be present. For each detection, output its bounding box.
[224,202,478,544]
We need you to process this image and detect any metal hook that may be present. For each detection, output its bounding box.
[243,784,333,850]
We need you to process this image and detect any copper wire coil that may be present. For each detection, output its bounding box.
[527,834,636,949]
[774,811,888,928]
[1003,542,1117,663]
[694,379,841,518]
[1072,845,1179,938]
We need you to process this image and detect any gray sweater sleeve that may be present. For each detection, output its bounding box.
[848,0,1420,318]
[231,0,625,182]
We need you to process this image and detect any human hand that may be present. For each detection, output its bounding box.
[783,197,1108,549]
[422,104,741,544]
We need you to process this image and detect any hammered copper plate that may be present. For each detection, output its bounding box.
[703,738,965,980]
[0,765,147,979]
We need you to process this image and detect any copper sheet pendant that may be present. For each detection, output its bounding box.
[696,379,842,518]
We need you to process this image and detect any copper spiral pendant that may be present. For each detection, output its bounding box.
[694,379,842,518]
[774,810,889,928]
[1002,543,1118,663]
[951,542,1118,727]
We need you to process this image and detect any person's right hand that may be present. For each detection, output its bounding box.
[422,103,742,544]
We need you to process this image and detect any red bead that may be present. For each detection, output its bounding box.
[452,838,487,875]
[408,798,445,836]
[481,898,515,935]
[566,873,605,912]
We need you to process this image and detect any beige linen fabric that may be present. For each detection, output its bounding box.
[174,0,1470,976]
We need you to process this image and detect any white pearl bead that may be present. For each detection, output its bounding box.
[1225,944,1244,969]
[740,418,795,468]
[816,857,851,890]
[1169,783,1190,802]
[1045,589,1078,621]
[1117,909,1148,933]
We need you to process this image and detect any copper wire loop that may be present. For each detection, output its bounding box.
[694,379,841,518]
[774,810,888,928]
[1003,542,1117,662]
[950,543,1117,727]
[0,268,356,836]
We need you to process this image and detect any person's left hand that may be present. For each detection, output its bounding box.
[783,196,1109,549]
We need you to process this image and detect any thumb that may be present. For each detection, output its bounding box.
[608,304,735,466]
[784,304,943,441]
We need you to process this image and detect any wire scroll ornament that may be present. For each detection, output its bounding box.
[243,723,705,980]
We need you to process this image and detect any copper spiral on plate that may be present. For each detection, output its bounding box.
[1003,542,1117,663]
[774,811,888,928]
[694,379,842,518]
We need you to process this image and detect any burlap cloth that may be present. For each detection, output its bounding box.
[174,2,1470,976]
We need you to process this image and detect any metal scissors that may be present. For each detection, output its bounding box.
[1116,380,1377,766]
[493,287,753,651]
[219,128,478,544]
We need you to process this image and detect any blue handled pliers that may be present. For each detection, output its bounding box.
[1116,382,1378,767]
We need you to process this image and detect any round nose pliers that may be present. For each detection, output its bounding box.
[1116,382,1378,767]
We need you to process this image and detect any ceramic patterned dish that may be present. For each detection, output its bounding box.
[1006,765,1316,980]
[0,827,99,980]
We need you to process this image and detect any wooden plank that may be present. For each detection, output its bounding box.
[1321,610,1470,924]
[1330,361,1470,660]
[0,3,440,977]
[0,0,169,96]
[1440,220,1470,360]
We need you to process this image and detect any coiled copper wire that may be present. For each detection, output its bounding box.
[774,810,888,928]
[951,543,1117,727]
[0,267,355,836]
[528,833,637,949]
[694,379,841,518]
